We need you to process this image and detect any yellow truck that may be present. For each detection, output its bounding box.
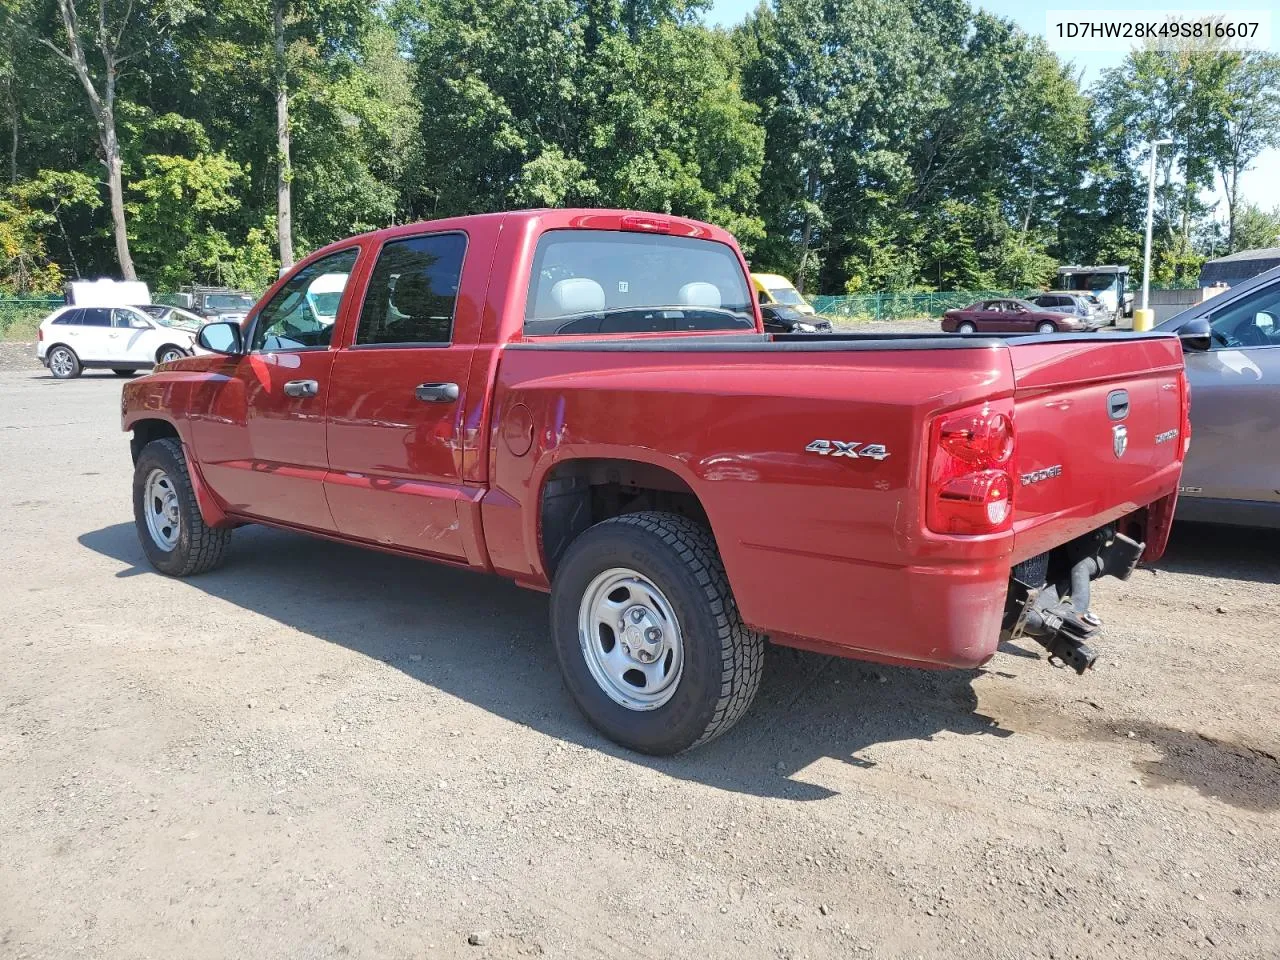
[750,273,815,315]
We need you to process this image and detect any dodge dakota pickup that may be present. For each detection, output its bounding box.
[122,209,1189,754]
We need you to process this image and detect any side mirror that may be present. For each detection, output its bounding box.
[1176,316,1211,353]
[197,321,244,356]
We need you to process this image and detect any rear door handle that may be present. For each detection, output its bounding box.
[415,382,459,403]
[283,379,319,398]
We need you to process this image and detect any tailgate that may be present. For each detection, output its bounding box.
[1008,335,1185,562]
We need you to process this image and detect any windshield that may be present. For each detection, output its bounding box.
[136,305,167,318]
[206,294,254,311]
[308,292,344,320]
[766,306,802,321]
[767,286,804,306]
[156,308,203,329]
[1060,273,1120,293]
[524,230,754,336]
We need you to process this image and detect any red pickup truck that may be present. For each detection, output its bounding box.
[122,209,1188,754]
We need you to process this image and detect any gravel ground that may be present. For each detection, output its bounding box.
[1,367,1277,960]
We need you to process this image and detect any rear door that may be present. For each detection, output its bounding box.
[323,231,478,560]
[74,307,114,361]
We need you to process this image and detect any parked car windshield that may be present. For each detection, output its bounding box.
[767,286,804,306]
[206,293,255,311]
[524,230,754,336]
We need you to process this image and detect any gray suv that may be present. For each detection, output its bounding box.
[1030,292,1104,327]
[1158,264,1280,528]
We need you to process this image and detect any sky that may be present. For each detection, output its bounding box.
[707,0,1280,216]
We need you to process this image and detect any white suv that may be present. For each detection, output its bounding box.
[37,305,198,379]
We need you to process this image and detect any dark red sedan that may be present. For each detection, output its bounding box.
[941,298,1087,334]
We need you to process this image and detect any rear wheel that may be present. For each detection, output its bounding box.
[550,512,764,755]
[957,322,976,334]
[1037,321,1057,334]
[133,438,231,576]
[48,346,81,379]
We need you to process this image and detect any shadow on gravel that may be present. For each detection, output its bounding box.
[1151,521,1280,585]
[79,521,1029,801]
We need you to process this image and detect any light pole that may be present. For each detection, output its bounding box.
[1142,137,1173,313]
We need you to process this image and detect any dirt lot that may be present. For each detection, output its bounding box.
[1,360,1278,960]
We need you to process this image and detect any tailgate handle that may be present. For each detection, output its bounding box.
[1107,389,1130,421]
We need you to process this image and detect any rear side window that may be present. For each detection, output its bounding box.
[80,308,111,327]
[53,309,81,325]
[356,233,466,345]
[524,231,754,336]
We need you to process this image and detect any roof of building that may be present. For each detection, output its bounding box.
[1200,247,1280,286]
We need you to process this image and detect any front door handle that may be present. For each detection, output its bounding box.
[415,382,459,403]
[283,379,319,398]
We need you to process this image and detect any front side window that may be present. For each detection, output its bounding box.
[1209,282,1280,349]
[112,308,144,328]
[356,233,467,345]
[250,248,359,352]
[524,231,754,336]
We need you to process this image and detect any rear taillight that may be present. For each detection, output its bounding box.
[37,327,43,341]
[927,403,1016,535]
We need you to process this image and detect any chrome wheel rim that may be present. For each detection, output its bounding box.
[50,349,73,377]
[578,567,684,711]
[1038,323,1055,333]
[159,349,183,364]
[143,467,181,551]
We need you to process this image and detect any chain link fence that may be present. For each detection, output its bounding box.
[809,290,1034,322]
[0,296,65,339]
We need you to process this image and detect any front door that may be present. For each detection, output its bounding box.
[1182,284,1280,505]
[190,247,361,529]
[324,231,475,560]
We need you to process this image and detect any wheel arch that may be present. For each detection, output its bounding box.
[155,343,187,363]
[537,455,712,579]
[129,417,181,464]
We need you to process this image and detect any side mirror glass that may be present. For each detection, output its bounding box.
[197,321,243,355]
[1177,316,1212,353]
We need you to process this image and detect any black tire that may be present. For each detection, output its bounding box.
[113,369,136,377]
[1037,321,1057,334]
[133,438,231,576]
[156,346,186,365]
[550,511,764,755]
[957,322,976,334]
[47,345,81,379]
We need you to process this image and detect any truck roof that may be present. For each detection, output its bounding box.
[301,209,741,264]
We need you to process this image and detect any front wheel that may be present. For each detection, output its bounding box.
[133,438,231,576]
[550,512,764,755]
[157,346,186,365]
[1037,321,1057,334]
[957,322,976,334]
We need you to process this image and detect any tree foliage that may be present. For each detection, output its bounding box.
[1,0,1278,296]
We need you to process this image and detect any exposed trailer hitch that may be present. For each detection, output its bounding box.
[1003,530,1144,674]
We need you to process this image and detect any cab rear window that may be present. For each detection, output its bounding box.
[524,230,754,336]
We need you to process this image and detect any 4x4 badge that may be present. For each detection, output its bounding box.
[805,440,890,461]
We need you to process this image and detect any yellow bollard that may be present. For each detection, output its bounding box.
[1132,308,1155,332]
